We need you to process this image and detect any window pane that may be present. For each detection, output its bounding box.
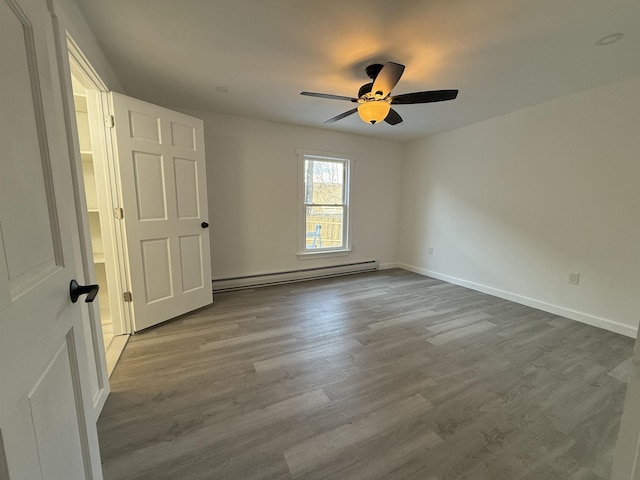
[304,160,344,205]
[305,206,343,249]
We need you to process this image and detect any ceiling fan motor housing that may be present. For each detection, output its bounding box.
[358,82,373,99]
[365,63,384,80]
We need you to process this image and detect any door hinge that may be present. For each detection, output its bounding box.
[105,115,115,128]
[123,291,132,302]
[114,207,124,219]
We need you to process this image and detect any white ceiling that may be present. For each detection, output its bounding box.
[75,0,640,141]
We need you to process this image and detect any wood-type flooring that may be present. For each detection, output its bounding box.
[98,269,634,480]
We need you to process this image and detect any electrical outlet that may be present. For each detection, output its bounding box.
[428,247,434,256]
[568,272,580,285]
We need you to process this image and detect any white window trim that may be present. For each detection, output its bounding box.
[296,148,353,258]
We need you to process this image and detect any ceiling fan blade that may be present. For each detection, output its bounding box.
[301,92,358,102]
[371,62,405,98]
[384,108,403,125]
[324,108,358,124]
[390,89,458,105]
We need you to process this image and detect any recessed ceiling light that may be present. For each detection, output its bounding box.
[215,86,230,93]
[596,33,624,46]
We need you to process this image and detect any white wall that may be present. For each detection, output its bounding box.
[180,111,404,281]
[399,74,640,336]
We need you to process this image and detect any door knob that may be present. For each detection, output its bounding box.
[201,222,209,228]
[70,279,99,303]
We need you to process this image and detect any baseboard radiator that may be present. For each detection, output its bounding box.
[212,260,378,292]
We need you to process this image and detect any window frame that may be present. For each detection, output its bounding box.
[296,149,352,258]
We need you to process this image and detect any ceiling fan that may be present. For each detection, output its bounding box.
[301,62,458,125]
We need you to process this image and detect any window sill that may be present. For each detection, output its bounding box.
[297,248,352,260]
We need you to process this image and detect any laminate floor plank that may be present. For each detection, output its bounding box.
[98,269,633,479]
[253,338,362,373]
[283,394,434,477]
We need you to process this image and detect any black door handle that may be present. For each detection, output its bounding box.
[70,279,100,303]
[201,222,209,228]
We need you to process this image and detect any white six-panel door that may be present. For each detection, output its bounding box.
[0,0,103,477]
[110,93,212,331]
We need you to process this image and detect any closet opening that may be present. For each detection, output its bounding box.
[68,53,129,376]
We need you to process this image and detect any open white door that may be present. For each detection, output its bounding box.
[0,0,102,477]
[109,93,212,331]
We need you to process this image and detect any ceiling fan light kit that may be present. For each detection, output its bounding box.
[301,61,458,126]
[358,100,391,124]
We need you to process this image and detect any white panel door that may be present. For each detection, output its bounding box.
[110,93,212,331]
[0,0,102,478]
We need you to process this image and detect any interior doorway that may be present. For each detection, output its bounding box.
[68,44,129,375]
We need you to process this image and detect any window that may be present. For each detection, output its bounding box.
[297,150,351,256]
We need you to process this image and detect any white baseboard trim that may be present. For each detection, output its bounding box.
[105,334,129,378]
[213,260,378,292]
[398,263,637,338]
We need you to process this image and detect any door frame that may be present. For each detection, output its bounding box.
[51,12,141,421]
[48,3,112,421]
[67,34,132,339]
